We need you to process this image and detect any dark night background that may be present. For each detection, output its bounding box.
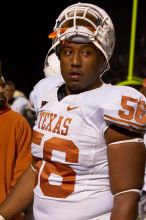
[0,0,146,97]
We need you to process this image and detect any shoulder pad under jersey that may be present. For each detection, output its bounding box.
[103,85,146,133]
[29,76,64,112]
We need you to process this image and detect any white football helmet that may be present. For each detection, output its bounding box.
[43,52,61,77]
[48,2,115,64]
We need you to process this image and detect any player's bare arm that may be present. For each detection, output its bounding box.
[0,167,35,219]
[105,126,145,220]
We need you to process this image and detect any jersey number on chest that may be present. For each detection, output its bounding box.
[32,130,79,198]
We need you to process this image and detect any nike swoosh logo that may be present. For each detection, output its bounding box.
[67,106,79,111]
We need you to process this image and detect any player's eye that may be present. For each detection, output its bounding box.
[81,50,90,56]
[62,48,72,56]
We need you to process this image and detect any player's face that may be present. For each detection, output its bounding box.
[4,84,14,102]
[60,42,106,94]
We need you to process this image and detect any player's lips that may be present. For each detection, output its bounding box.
[67,72,82,80]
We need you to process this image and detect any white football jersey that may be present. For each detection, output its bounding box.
[31,77,146,220]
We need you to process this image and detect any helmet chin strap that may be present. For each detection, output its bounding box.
[100,62,110,76]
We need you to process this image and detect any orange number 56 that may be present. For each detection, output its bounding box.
[118,96,146,124]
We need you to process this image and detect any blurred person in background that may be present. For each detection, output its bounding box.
[0,74,32,220]
[4,81,29,115]
[12,90,29,115]
[3,80,15,106]
[3,80,35,127]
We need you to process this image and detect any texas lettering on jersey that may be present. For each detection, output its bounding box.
[37,111,72,136]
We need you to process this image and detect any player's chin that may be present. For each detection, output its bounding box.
[66,81,84,94]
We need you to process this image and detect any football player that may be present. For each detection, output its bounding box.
[0,2,146,220]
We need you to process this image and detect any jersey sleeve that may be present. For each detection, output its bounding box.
[103,85,146,133]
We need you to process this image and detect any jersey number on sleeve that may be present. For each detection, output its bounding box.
[118,96,146,124]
